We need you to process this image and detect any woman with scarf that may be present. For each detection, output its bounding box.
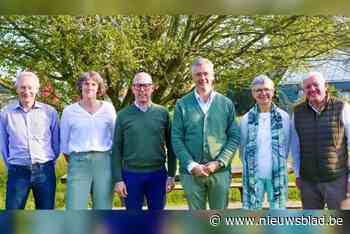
[240,75,290,209]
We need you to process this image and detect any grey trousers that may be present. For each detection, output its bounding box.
[300,174,348,209]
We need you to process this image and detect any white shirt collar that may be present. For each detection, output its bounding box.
[134,101,151,112]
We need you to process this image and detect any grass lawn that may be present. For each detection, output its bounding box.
[0,153,299,209]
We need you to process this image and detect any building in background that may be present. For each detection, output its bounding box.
[280,51,350,112]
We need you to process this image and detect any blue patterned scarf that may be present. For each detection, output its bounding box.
[243,103,288,209]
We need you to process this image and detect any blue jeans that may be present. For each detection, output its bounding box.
[66,151,113,209]
[122,168,167,210]
[6,161,56,209]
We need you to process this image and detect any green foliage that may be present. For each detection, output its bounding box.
[0,87,13,108]
[327,84,341,97]
[0,16,349,111]
[228,86,254,115]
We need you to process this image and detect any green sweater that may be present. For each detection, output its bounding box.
[112,103,176,182]
[172,91,240,174]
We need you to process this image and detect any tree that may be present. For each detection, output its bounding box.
[0,84,13,108]
[0,15,349,112]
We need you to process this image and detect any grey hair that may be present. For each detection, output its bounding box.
[133,72,153,84]
[15,71,40,89]
[302,71,326,86]
[191,57,214,74]
[251,74,274,90]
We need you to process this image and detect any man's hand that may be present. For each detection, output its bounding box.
[166,177,176,193]
[295,177,302,190]
[205,161,221,174]
[347,182,350,197]
[114,181,128,198]
[190,164,209,176]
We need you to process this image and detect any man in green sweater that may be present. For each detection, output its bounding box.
[112,72,176,210]
[172,58,240,210]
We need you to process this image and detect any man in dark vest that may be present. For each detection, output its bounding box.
[291,71,350,209]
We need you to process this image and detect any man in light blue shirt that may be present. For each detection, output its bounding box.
[0,71,60,209]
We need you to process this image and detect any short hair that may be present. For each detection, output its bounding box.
[191,57,214,74]
[302,71,326,86]
[76,71,106,97]
[251,74,275,90]
[133,72,153,84]
[15,71,40,89]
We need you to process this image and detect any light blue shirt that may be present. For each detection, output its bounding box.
[194,89,216,114]
[134,101,151,112]
[0,101,60,167]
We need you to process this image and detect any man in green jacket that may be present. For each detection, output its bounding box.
[112,72,176,210]
[172,58,240,210]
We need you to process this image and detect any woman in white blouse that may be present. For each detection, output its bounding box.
[60,71,116,209]
[239,75,290,210]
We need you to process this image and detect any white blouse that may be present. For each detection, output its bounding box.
[60,101,117,155]
[240,108,290,179]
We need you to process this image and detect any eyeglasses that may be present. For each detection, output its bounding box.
[194,72,210,77]
[133,83,153,90]
[253,88,273,94]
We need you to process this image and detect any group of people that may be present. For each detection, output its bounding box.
[0,57,349,210]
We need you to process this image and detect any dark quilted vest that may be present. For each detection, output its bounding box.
[294,98,348,182]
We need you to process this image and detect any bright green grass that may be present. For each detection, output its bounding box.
[0,153,299,209]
